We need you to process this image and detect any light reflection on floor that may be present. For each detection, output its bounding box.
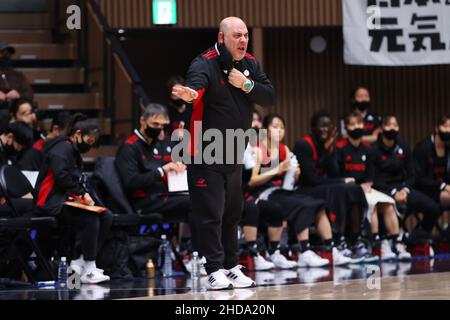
[1,255,450,300]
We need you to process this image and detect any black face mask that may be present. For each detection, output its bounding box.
[145,126,162,141]
[347,128,364,140]
[438,131,450,143]
[218,42,234,72]
[353,101,370,112]
[3,144,16,157]
[383,129,399,141]
[76,140,92,154]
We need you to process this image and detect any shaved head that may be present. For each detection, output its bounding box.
[219,17,246,34]
[218,17,249,61]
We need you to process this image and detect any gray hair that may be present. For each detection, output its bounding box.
[142,103,169,120]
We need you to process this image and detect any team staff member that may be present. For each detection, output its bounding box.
[35,113,112,284]
[414,115,450,209]
[332,112,410,261]
[17,112,71,171]
[371,115,441,239]
[172,17,275,290]
[115,104,190,221]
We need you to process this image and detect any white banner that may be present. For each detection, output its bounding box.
[343,0,450,66]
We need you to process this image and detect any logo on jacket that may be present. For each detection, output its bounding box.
[243,70,250,77]
[362,155,367,162]
[195,178,208,188]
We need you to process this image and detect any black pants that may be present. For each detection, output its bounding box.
[134,194,190,223]
[59,206,113,261]
[242,199,284,228]
[403,189,441,233]
[297,183,366,234]
[187,165,243,274]
[269,190,326,234]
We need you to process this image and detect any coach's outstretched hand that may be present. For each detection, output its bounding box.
[171,85,198,103]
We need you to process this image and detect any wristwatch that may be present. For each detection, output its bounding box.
[242,80,254,93]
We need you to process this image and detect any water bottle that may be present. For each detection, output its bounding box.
[58,257,68,287]
[158,235,173,277]
[191,251,200,279]
[282,154,298,191]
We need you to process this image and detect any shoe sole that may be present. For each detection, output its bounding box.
[231,282,256,289]
[206,283,234,291]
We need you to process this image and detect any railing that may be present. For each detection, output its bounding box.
[83,0,150,143]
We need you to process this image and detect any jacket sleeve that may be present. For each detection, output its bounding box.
[247,61,275,107]
[115,144,162,192]
[293,140,343,186]
[186,56,210,92]
[328,147,342,178]
[50,150,85,195]
[364,150,375,183]
[414,143,443,195]
[403,146,416,191]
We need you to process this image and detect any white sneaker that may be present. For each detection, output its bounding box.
[253,254,275,271]
[269,250,297,269]
[205,270,233,291]
[297,250,330,267]
[395,242,412,261]
[381,240,397,261]
[70,260,104,275]
[332,247,351,266]
[225,265,256,288]
[80,268,110,284]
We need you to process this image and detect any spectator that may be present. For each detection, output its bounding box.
[165,75,192,137]
[0,42,34,110]
[0,120,34,167]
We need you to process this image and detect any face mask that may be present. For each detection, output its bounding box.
[3,144,16,157]
[76,139,92,154]
[438,131,450,142]
[145,126,162,141]
[347,128,364,140]
[353,101,370,112]
[218,41,234,72]
[383,129,399,141]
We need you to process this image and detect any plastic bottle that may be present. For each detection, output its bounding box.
[191,251,200,279]
[158,235,173,277]
[146,259,155,278]
[58,257,68,287]
[282,154,298,191]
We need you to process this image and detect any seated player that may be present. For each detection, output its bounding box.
[333,112,411,261]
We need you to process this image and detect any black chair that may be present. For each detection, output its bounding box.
[0,165,56,282]
[90,157,188,274]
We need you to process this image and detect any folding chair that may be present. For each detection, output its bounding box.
[0,165,56,282]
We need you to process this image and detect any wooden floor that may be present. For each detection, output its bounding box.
[130,271,450,300]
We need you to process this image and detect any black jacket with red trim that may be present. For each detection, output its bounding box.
[413,135,450,196]
[330,138,374,184]
[115,130,174,202]
[186,44,275,172]
[16,138,45,171]
[292,134,344,187]
[35,136,85,216]
[370,138,416,196]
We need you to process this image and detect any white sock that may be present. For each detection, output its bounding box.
[83,260,97,273]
